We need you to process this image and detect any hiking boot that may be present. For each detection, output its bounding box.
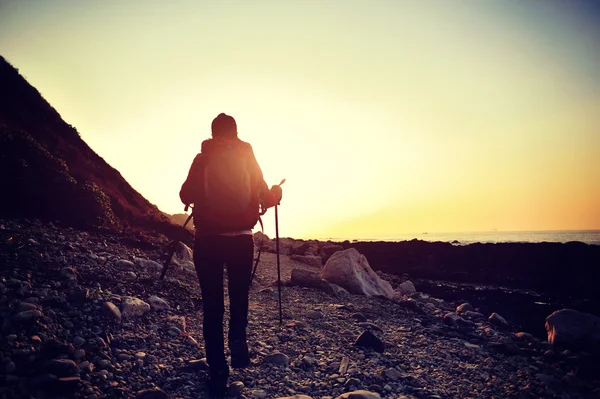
[207,367,229,398]
[229,339,250,369]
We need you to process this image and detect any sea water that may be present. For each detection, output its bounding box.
[342,230,600,246]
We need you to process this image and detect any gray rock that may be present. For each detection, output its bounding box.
[263,353,290,366]
[321,249,394,298]
[133,257,163,271]
[96,359,111,369]
[381,368,403,381]
[121,296,150,317]
[456,303,473,313]
[344,378,361,388]
[354,330,384,353]
[396,280,416,295]
[275,397,313,399]
[43,359,79,377]
[306,310,323,319]
[228,381,245,397]
[186,358,209,371]
[489,312,509,328]
[319,244,344,263]
[116,259,135,269]
[545,308,600,352]
[251,390,267,399]
[103,301,122,322]
[443,312,463,326]
[351,312,368,322]
[148,295,170,311]
[465,311,485,320]
[13,310,42,322]
[515,332,537,342]
[135,389,169,399]
[60,267,77,281]
[290,268,335,295]
[336,390,381,399]
[73,336,86,346]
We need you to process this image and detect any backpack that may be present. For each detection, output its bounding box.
[193,138,260,232]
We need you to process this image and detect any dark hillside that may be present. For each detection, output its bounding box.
[0,56,190,243]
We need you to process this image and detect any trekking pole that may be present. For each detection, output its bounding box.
[274,178,285,325]
[275,203,282,325]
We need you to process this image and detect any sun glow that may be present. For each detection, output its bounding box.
[1,0,599,239]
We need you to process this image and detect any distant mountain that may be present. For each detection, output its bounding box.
[169,213,194,230]
[0,56,190,242]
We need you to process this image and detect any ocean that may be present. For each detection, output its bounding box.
[335,230,600,246]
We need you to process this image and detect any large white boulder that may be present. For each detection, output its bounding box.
[320,248,394,299]
[545,309,600,352]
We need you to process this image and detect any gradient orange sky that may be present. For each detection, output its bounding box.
[1,1,599,239]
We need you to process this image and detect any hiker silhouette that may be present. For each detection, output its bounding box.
[180,113,282,396]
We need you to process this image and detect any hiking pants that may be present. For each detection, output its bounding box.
[193,234,254,372]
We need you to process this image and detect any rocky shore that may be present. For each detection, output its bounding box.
[1,220,599,398]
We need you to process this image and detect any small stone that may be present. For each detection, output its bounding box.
[381,368,403,381]
[515,332,537,342]
[344,378,361,388]
[186,358,209,371]
[350,312,368,322]
[121,297,150,317]
[354,330,384,353]
[43,359,79,377]
[489,312,509,328]
[13,310,42,323]
[125,271,137,280]
[456,303,473,313]
[103,302,122,322]
[168,326,182,337]
[464,342,481,350]
[31,335,42,344]
[396,280,416,295]
[79,361,93,373]
[252,390,267,399]
[306,310,323,319]
[116,259,135,269]
[135,388,169,399]
[464,311,485,319]
[60,267,77,281]
[264,353,290,366]
[336,391,381,399]
[73,336,86,346]
[96,359,111,369]
[135,352,147,359]
[228,381,245,397]
[148,295,170,311]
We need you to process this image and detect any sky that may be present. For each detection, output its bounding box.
[1,0,599,239]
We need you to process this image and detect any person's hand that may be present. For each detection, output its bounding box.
[270,185,283,205]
